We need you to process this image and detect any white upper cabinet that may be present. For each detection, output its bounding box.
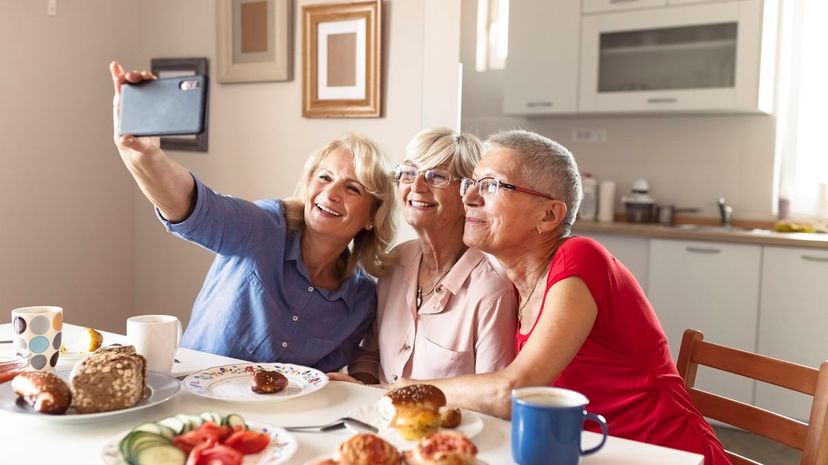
[579,0,778,113]
[583,0,667,14]
[502,0,581,115]
[755,246,828,421]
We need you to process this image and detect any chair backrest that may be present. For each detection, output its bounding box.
[676,329,828,465]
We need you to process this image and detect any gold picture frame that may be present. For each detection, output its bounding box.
[302,0,382,118]
[216,0,292,83]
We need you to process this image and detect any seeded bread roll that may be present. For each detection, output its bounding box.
[11,371,72,414]
[378,384,447,421]
[403,431,478,465]
[250,369,288,394]
[338,433,400,465]
[70,345,146,414]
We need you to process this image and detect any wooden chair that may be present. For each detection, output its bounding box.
[676,329,828,465]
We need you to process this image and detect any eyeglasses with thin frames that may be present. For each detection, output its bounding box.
[459,177,555,200]
[394,164,461,189]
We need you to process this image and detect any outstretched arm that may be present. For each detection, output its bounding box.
[406,276,597,419]
[110,61,195,222]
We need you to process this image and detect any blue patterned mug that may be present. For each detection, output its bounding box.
[11,306,63,371]
[512,387,608,465]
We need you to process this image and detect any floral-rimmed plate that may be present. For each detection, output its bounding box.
[100,420,298,465]
[345,404,484,449]
[182,363,328,402]
[0,370,180,424]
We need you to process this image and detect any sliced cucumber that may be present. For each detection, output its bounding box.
[119,431,170,465]
[132,422,164,435]
[133,444,185,465]
[223,413,247,430]
[199,411,222,426]
[157,417,186,435]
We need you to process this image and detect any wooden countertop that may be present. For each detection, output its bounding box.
[573,221,828,249]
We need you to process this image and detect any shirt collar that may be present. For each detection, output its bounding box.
[288,230,363,307]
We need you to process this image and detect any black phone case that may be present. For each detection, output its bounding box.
[119,75,208,137]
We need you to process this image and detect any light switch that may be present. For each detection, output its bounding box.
[572,128,607,144]
[48,0,57,16]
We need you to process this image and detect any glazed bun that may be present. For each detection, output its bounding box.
[379,384,447,440]
[250,369,288,394]
[338,433,400,465]
[404,431,478,465]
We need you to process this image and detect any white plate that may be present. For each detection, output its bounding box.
[0,370,180,423]
[100,420,298,465]
[345,404,484,448]
[182,363,328,402]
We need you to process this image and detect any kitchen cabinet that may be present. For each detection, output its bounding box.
[648,239,761,405]
[755,246,828,421]
[583,0,666,14]
[579,0,778,113]
[502,0,580,115]
[582,233,650,293]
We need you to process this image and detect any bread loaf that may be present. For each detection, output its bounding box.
[70,345,146,414]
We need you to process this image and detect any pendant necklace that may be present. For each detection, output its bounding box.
[416,260,452,310]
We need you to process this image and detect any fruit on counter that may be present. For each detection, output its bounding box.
[78,327,103,353]
[773,220,816,233]
[119,412,266,465]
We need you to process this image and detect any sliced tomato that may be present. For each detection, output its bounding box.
[222,430,270,454]
[192,444,244,465]
[173,429,218,454]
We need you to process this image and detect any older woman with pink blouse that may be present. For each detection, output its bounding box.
[345,128,517,384]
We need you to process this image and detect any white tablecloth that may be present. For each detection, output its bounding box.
[0,323,703,464]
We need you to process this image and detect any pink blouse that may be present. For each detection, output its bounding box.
[349,241,517,383]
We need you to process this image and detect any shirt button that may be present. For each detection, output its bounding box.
[436,286,443,293]
[307,286,314,292]
[393,374,399,381]
[292,315,299,322]
[403,344,411,351]
[281,341,288,348]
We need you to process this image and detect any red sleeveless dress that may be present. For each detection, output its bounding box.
[516,237,730,465]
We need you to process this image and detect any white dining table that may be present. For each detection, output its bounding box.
[0,323,703,464]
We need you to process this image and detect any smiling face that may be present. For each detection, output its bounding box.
[303,148,376,243]
[398,163,466,232]
[462,148,545,256]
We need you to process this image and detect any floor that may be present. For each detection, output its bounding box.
[714,426,800,465]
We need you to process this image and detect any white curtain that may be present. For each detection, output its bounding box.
[776,0,828,217]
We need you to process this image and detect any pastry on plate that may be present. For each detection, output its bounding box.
[439,407,462,429]
[250,369,288,394]
[379,384,447,440]
[338,433,401,465]
[70,345,146,414]
[404,431,479,465]
[11,371,72,414]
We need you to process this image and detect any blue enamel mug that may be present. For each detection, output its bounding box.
[512,387,608,465]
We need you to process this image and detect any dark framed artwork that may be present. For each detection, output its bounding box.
[150,57,210,152]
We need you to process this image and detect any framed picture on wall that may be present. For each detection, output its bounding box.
[150,57,210,153]
[302,0,382,118]
[216,0,292,83]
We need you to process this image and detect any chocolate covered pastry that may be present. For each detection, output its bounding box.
[11,371,72,414]
[250,369,288,394]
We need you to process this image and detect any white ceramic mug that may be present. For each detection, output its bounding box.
[126,315,181,374]
[11,306,63,371]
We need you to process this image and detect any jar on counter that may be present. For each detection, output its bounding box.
[579,173,598,221]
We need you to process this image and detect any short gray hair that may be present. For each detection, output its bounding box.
[404,128,482,179]
[484,129,582,227]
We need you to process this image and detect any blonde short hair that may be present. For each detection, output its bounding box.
[404,128,482,179]
[284,133,397,278]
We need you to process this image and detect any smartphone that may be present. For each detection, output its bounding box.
[119,75,208,137]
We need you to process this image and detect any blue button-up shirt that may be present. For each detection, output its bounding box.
[159,177,377,373]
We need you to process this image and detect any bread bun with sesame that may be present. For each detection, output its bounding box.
[379,384,447,440]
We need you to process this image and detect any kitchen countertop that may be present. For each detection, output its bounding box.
[573,221,828,249]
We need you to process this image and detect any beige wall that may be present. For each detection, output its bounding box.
[0,1,140,332]
[460,0,777,221]
[0,0,461,333]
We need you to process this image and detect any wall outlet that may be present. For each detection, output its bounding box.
[572,128,607,143]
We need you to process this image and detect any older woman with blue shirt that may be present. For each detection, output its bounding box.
[109,62,397,372]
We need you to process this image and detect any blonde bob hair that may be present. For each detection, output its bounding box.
[284,133,397,278]
[404,127,482,179]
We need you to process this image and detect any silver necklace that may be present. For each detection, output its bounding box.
[416,260,452,309]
